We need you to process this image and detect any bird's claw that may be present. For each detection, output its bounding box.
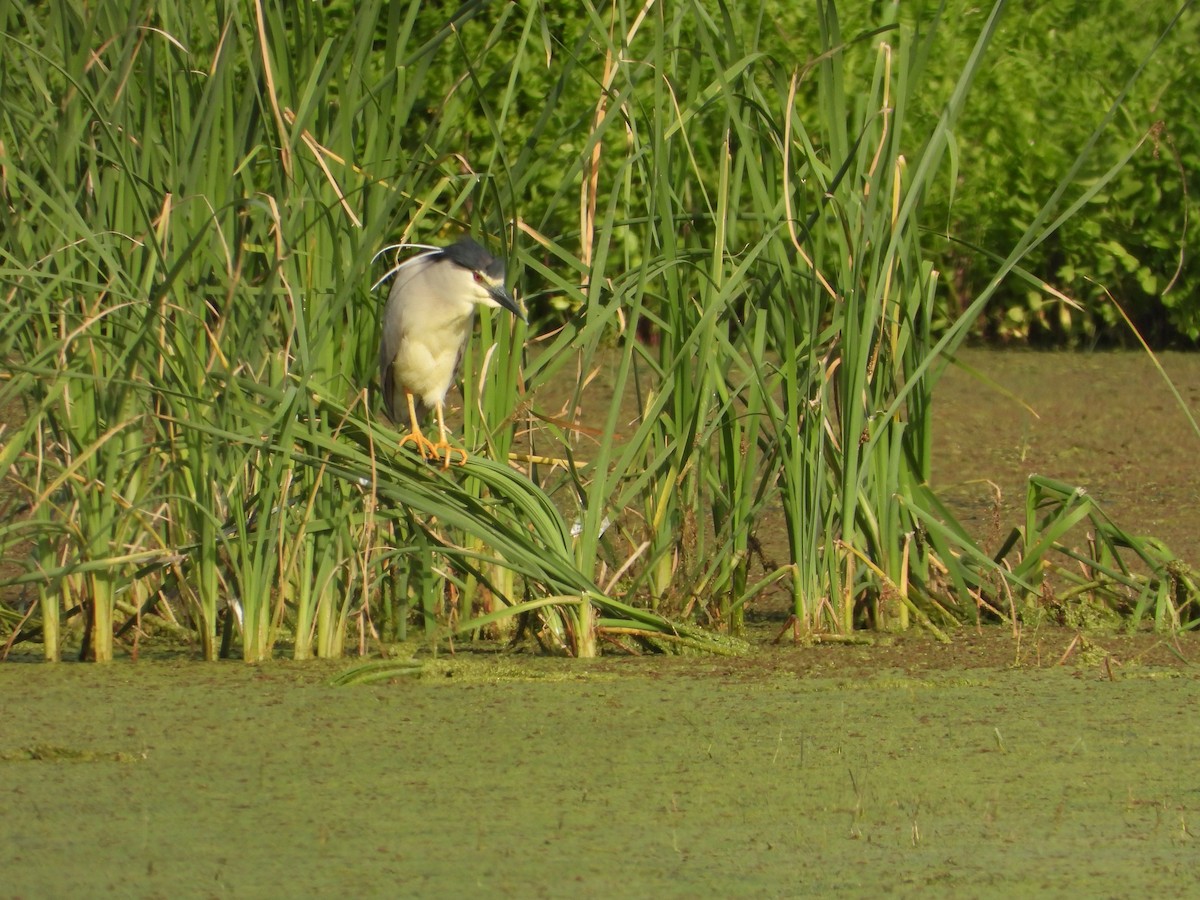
[398,432,468,469]
[430,441,468,469]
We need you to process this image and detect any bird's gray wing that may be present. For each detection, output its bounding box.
[378,273,408,423]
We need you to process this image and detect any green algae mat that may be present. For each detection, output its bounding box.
[3,630,1198,898]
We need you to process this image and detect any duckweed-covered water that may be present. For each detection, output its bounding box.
[4,635,1198,898]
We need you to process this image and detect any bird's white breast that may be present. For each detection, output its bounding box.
[384,255,477,407]
[392,313,473,406]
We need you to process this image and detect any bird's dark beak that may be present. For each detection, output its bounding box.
[491,285,526,323]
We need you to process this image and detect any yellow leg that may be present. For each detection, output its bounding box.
[396,390,440,460]
[432,403,468,469]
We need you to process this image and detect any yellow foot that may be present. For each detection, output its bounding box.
[429,440,468,470]
[398,432,468,469]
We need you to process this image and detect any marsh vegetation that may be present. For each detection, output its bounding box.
[1,1,1197,663]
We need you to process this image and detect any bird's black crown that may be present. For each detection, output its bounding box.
[440,237,505,280]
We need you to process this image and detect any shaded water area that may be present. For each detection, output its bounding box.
[3,350,1200,896]
[933,349,1200,567]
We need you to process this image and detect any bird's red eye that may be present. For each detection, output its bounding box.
[473,271,485,283]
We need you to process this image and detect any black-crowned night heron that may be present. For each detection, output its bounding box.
[378,237,525,468]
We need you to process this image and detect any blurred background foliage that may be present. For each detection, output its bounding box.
[908,0,1199,344]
